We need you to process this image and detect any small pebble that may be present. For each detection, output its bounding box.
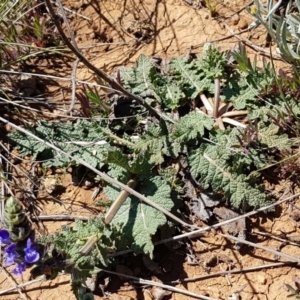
[232,14,240,25]
[238,18,248,30]
[257,273,266,284]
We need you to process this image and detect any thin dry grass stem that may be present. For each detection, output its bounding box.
[170,262,295,283]
[0,70,119,95]
[252,230,300,247]
[0,42,68,56]
[103,270,217,300]
[218,233,300,262]
[251,149,300,175]
[0,274,46,296]
[225,0,255,18]
[222,21,282,59]
[0,116,193,228]
[0,154,40,207]
[0,156,32,195]
[0,143,68,207]
[0,96,56,118]
[0,266,28,299]
[13,1,46,23]
[0,156,5,221]
[61,5,91,21]
[0,156,14,197]
[0,69,70,81]
[55,0,77,48]
[0,99,50,106]
[109,191,300,257]
[191,2,255,50]
[31,214,89,221]
[77,42,130,49]
[0,142,55,164]
[68,58,80,114]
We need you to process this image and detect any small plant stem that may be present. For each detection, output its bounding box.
[169,262,295,283]
[199,93,213,115]
[98,127,135,148]
[109,191,300,257]
[222,117,247,128]
[68,58,80,113]
[213,78,220,118]
[0,274,46,296]
[31,214,89,221]
[104,178,137,224]
[45,0,175,124]
[222,110,248,117]
[215,117,225,130]
[218,233,300,262]
[78,234,99,255]
[0,116,193,228]
[103,270,217,300]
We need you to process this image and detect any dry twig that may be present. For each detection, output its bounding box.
[218,233,300,263]
[31,214,89,221]
[0,274,46,296]
[170,262,295,283]
[103,269,217,300]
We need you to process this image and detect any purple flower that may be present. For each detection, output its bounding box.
[4,243,18,266]
[24,238,39,263]
[12,262,26,276]
[0,229,11,244]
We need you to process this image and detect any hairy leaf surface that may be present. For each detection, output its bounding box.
[119,54,161,102]
[171,111,214,143]
[7,120,111,168]
[189,144,268,209]
[106,176,173,256]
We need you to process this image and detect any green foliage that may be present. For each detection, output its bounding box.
[105,175,173,256]
[162,82,185,111]
[201,43,228,78]
[7,119,111,168]
[170,111,214,143]
[189,143,269,210]
[119,54,162,103]
[0,0,62,68]
[168,56,214,98]
[119,45,227,111]
[224,45,275,110]
[249,0,300,63]
[8,46,298,278]
[39,217,120,269]
[8,46,292,213]
[8,45,300,299]
[133,122,168,164]
[256,121,291,150]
